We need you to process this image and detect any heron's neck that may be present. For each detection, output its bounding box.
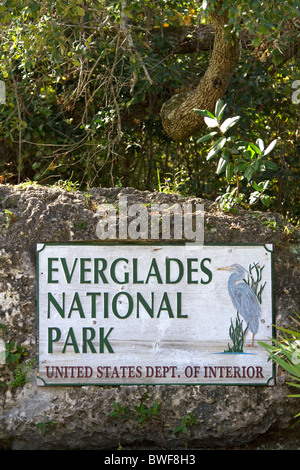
[229,273,245,285]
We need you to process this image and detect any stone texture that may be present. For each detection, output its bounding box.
[0,183,299,450]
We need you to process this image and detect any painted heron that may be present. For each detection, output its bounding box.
[217,264,261,347]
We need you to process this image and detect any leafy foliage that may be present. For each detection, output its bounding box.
[195,98,279,211]
[259,317,300,417]
[0,0,299,220]
[110,393,161,426]
[10,358,36,389]
[173,412,198,435]
[4,340,27,365]
[36,420,56,436]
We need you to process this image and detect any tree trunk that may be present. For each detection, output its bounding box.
[160,8,241,140]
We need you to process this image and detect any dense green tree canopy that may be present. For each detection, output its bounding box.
[0,0,299,220]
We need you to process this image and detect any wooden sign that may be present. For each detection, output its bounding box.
[37,243,274,386]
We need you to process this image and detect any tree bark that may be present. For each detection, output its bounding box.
[160,7,241,140]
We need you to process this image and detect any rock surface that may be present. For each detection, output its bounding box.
[0,183,299,450]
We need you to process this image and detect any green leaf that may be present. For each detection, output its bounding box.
[206,138,227,160]
[37,423,46,436]
[234,162,248,173]
[244,164,255,181]
[241,150,252,161]
[220,116,240,133]
[196,131,218,143]
[214,99,227,121]
[252,181,262,191]
[272,50,283,65]
[216,157,228,175]
[259,25,269,35]
[275,326,300,339]
[122,8,134,18]
[252,37,262,47]
[194,109,215,119]
[173,425,182,433]
[76,6,85,16]
[226,162,234,182]
[217,103,227,121]
[249,142,262,155]
[32,161,41,169]
[214,99,223,116]
[216,148,230,175]
[264,161,278,170]
[206,146,220,160]
[261,195,270,207]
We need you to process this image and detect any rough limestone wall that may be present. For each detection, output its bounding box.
[0,184,299,450]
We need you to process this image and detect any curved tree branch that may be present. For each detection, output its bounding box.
[160,7,241,140]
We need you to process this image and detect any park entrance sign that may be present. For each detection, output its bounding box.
[37,243,274,386]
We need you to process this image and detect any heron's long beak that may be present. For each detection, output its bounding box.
[217,266,233,271]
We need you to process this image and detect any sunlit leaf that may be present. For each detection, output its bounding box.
[262,139,277,156]
[220,116,240,133]
[214,99,227,121]
[204,116,219,128]
[216,155,228,175]
[256,138,265,152]
[206,137,227,160]
[249,191,260,205]
[249,142,262,155]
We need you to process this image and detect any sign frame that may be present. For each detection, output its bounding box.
[36,242,275,387]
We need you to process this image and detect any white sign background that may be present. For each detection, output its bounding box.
[37,244,274,386]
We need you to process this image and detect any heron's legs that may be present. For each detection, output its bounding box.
[246,333,255,347]
[243,328,248,345]
[243,330,256,347]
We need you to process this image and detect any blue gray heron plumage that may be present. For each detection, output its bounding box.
[217,263,261,347]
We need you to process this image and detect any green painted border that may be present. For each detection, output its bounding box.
[36,242,275,387]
